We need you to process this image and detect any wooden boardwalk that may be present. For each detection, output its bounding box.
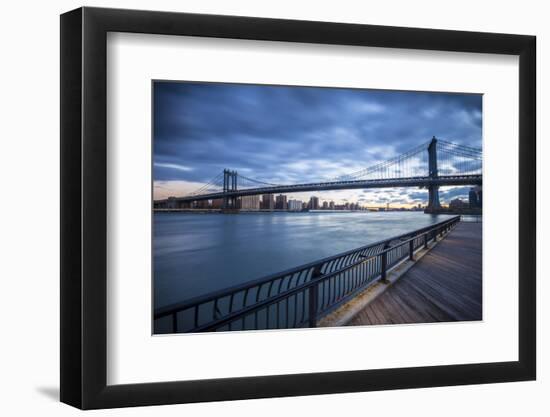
[347,222,482,326]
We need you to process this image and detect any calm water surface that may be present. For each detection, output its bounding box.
[154,211,453,308]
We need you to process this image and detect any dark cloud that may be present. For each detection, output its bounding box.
[153,81,482,203]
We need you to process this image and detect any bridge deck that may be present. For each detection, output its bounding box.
[347,222,482,326]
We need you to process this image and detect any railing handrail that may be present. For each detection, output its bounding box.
[155,215,460,319]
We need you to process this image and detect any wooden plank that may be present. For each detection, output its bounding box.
[392,281,451,322]
[367,303,388,324]
[385,289,428,323]
[381,291,412,323]
[347,222,482,327]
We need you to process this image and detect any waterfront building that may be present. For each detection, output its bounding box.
[469,188,479,208]
[261,194,274,210]
[211,198,224,209]
[449,198,468,210]
[476,186,482,207]
[322,201,328,210]
[165,197,178,209]
[196,200,209,209]
[309,196,320,210]
[288,199,302,211]
[469,186,482,208]
[329,201,335,210]
[275,194,287,210]
[239,195,260,210]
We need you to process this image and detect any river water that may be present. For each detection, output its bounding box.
[154,211,454,309]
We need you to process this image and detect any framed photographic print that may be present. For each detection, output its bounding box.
[60,7,536,409]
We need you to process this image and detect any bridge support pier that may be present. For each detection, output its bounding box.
[425,136,442,213]
[223,169,238,210]
[426,184,441,213]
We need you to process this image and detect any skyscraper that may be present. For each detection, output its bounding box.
[239,195,260,210]
[211,198,224,209]
[475,186,482,207]
[469,186,482,209]
[288,199,302,211]
[308,196,319,210]
[275,194,287,210]
[262,194,274,210]
[449,198,468,209]
[469,188,478,208]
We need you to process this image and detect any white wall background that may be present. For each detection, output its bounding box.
[0,0,546,415]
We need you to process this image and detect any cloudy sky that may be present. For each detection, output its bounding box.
[153,81,482,206]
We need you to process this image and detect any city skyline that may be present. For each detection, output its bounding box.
[172,189,478,212]
[153,82,482,206]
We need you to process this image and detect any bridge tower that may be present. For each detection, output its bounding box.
[426,136,442,213]
[223,169,238,209]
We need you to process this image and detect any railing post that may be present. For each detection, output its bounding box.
[308,266,323,328]
[380,243,390,283]
[424,233,428,249]
[409,239,414,261]
[308,284,318,328]
[381,252,387,281]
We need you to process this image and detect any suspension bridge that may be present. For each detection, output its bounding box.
[154,137,482,213]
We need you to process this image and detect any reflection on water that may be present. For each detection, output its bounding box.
[154,211,453,308]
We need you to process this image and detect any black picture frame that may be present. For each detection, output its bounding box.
[60,6,536,410]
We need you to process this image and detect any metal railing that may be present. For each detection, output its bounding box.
[154,216,461,334]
